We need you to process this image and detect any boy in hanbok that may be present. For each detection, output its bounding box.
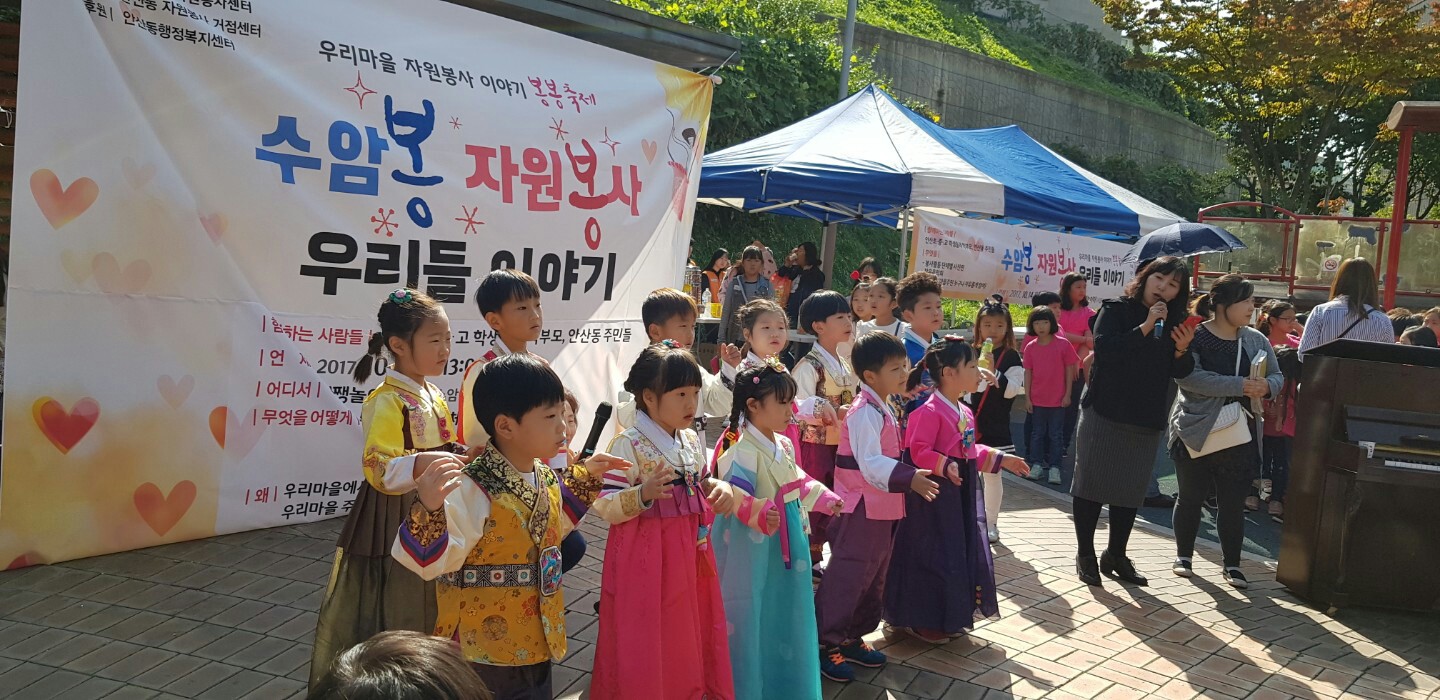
[394,354,586,699]
[590,342,738,700]
[896,272,945,421]
[814,332,937,683]
[885,336,1029,643]
[457,268,593,572]
[714,358,843,700]
[617,288,741,429]
[792,291,857,575]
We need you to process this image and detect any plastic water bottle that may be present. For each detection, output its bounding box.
[701,288,712,318]
[978,338,994,371]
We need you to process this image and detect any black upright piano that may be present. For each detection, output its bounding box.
[1277,339,1440,612]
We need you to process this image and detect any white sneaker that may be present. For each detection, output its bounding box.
[1173,558,1193,577]
[987,527,1000,544]
[1048,467,1062,485]
[1028,465,1048,481]
[1224,567,1249,589]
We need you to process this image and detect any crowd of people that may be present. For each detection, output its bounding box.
[303,247,1433,700]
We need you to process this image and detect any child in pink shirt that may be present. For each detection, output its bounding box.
[1023,307,1078,484]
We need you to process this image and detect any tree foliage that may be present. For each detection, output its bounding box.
[1098,0,1440,216]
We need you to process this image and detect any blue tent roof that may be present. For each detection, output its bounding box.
[699,85,1184,238]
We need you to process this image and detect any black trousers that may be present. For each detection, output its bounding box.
[1172,442,1254,568]
[472,661,552,700]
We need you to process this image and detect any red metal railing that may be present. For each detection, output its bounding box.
[1194,201,1440,301]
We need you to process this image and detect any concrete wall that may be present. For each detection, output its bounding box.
[983,0,1125,43]
[854,23,1229,174]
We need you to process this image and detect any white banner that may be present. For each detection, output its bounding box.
[910,211,1132,303]
[1,0,712,565]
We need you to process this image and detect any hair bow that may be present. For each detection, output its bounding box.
[388,288,415,305]
[850,270,861,281]
[981,294,1006,309]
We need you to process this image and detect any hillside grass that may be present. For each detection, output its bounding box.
[818,0,1173,114]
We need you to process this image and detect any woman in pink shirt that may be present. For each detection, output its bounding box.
[1056,274,1096,469]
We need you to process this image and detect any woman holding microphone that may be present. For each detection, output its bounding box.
[1070,257,1196,587]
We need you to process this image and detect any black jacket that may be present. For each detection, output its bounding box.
[778,265,825,325]
[966,346,1022,447]
[1081,298,1194,431]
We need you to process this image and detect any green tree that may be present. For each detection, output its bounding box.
[1098,0,1440,215]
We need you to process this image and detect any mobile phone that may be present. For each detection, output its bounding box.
[1183,316,1203,330]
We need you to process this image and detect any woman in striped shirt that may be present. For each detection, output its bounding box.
[1297,258,1395,358]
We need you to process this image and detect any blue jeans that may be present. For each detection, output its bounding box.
[1029,406,1066,469]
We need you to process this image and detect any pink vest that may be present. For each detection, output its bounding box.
[834,389,906,520]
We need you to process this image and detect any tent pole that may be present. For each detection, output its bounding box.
[839,0,857,99]
[899,208,911,276]
[821,222,839,290]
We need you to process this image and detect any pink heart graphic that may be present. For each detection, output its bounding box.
[92,253,152,295]
[641,139,658,164]
[31,169,99,229]
[121,158,156,189]
[198,211,227,243]
[60,250,92,285]
[157,375,194,409]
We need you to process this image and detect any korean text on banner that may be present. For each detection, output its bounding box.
[0,0,712,566]
[910,211,1131,302]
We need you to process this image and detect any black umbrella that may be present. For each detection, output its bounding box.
[1121,222,1247,265]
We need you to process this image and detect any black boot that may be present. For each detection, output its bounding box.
[1076,554,1102,586]
[1100,550,1148,586]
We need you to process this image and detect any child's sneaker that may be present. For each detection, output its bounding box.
[819,647,855,683]
[1048,467,1062,485]
[1028,463,1048,481]
[839,640,887,668]
[987,526,1000,544]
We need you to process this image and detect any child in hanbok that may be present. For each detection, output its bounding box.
[590,342,738,700]
[714,299,801,464]
[311,289,472,687]
[885,336,1030,643]
[714,358,843,700]
[814,332,933,683]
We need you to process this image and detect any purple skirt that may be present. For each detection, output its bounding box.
[882,457,998,633]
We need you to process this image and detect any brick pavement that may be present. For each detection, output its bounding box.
[0,475,1436,699]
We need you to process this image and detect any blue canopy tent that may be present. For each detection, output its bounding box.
[698,85,1185,276]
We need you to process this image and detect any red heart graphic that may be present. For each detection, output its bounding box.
[31,169,99,229]
[157,375,194,409]
[209,406,266,459]
[32,397,101,454]
[92,253,152,295]
[133,481,197,536]
[198,211,227,243]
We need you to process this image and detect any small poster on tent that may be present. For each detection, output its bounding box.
[1,0,712,566]
[911,211,1132,303]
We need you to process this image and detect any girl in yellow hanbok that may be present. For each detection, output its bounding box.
[310,289,473,688]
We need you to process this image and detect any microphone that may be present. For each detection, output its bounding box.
[579,402,614,460]
[1154,318,1165,339]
